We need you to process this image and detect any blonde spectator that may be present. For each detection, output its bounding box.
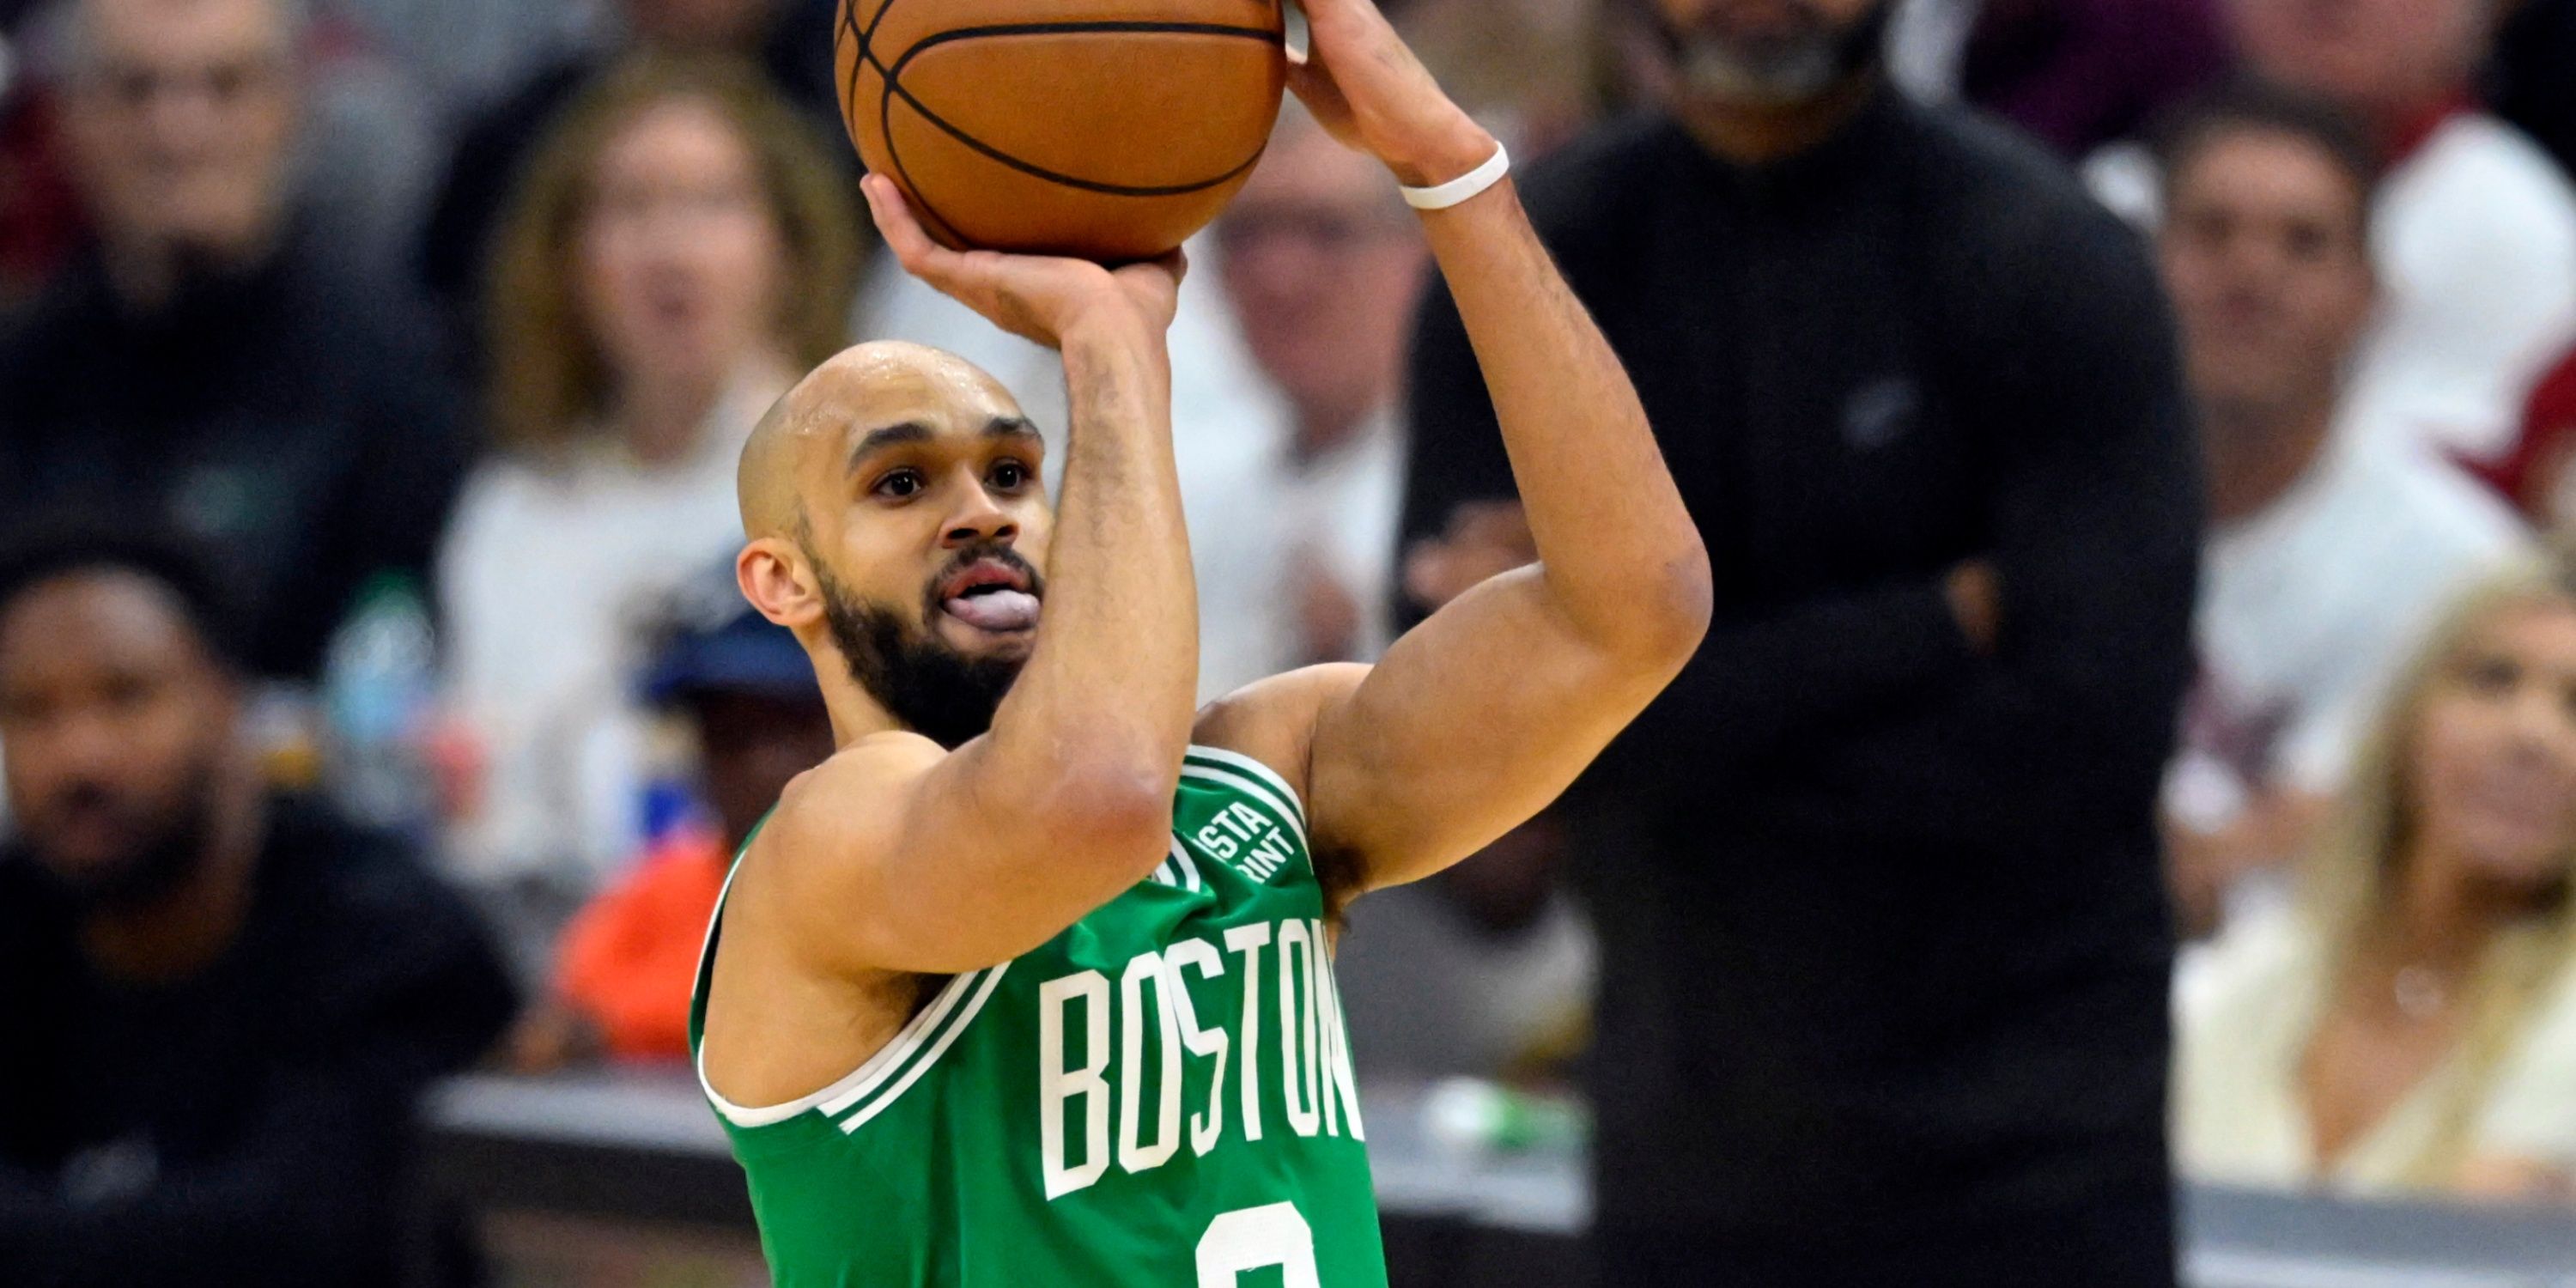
[2178,554,2576,1200]
[439,52,862,895]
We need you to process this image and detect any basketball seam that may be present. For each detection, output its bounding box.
[848,0,973,242]
[863,15,1285,206]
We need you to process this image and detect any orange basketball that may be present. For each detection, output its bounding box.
[835,0,1291,263]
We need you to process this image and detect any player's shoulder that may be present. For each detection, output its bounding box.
[785,729,944,794]
[1191,663,1372,809]
[755,732,945,854]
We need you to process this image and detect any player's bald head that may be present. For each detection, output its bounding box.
[736,340,1026,539]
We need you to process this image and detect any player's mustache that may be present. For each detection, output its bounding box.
[927,542,1045,600]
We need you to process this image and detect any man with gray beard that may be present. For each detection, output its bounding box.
[1400,0,2200,1283]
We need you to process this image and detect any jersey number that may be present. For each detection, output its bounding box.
[1196,1202,1321,1288]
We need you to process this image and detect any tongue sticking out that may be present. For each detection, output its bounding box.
[944,589,1041,632]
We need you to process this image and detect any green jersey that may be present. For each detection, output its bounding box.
[689,744,1390,1287]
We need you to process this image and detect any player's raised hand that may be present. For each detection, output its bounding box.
[1285,0,1495,189]
[861,174,1187,349]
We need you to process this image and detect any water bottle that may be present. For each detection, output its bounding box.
[1424,1077,1590,1157]
[323,574,438,835]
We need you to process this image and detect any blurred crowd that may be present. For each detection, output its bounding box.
[9,0,2576,1280]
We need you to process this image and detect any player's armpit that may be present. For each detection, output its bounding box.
[1317,569,1686,896]
[1190,665,1370,910]
[740,730,1172,977]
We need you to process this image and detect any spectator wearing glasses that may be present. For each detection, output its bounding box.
[1202,106,1597,1086]
[1192,105,1426,701]
[0,0,466,684]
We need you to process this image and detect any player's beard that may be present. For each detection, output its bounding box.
[25,751,224,916]
[812,551,1035,750]
[1656,0,1891,106]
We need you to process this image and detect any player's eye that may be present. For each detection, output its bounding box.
[873,468,926,500]
[988,459,1031,491]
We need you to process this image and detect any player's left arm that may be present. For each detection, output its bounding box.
[1253,0,1710,896]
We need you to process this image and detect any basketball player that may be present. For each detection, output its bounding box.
[690,0,1711,1280]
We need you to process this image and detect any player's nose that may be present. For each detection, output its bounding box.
[939,485,1018,549]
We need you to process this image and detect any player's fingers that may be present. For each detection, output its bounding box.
[863,176,969,284]
[1285,59,1358,143]
[1297,0,1398,54]
[859,175,912,243]
[946,248,1026,300]
[1283,57,1335,110]
[1283,0,1312,66]
[861,176,933,263]
[1290,0,1443,123]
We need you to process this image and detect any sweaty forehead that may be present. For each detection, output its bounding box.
[821,345,1023,438]
[743,342,1029,533]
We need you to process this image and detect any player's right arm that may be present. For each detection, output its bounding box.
[746,177,1200,976]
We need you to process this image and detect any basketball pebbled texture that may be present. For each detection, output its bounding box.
[836,0,1289,262]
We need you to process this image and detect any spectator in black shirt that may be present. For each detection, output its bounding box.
[0,0,468,682]
[0,524,518,1288]
[1402,0,2201,1283]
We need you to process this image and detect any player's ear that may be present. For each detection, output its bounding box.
[739,538,824,629]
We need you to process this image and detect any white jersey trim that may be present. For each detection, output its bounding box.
[698,745,1299,1133]
[700,965,986,1130]
[1181,763,1310,856]
[841,963,1012,1133]
[696,848,1002,1132]
[1184,744,1309,830]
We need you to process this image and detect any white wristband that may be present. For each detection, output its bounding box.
[1400,142,1511,211]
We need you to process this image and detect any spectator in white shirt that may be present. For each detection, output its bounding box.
[2154,85,2529,933]
[2176,553,2576,1200]
[1190,105,1427,700]
[438,55,863,894]
[1204,106,1595,1080]
[2234,0,2576,465]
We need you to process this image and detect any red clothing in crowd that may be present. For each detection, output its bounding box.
[0,89,82,303]
[553,831,730,1061]
[2471,344,2576,520]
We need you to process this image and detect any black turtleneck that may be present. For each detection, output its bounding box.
[0,231,467,681]
[1403,90,2199,1285]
